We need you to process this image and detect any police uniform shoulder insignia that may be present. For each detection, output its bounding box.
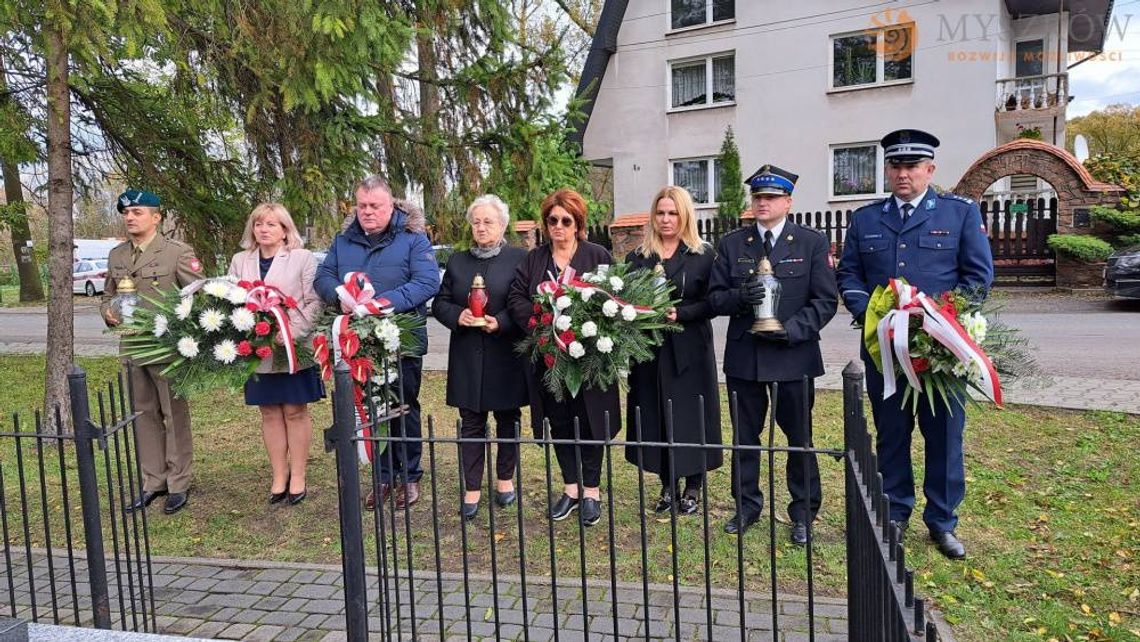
[940,192,974,205]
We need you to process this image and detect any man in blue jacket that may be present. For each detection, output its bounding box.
[836,130,994,559]
[316,175,439,510]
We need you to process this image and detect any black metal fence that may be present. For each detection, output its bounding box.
[696,210,853,255]
[325,359,944,641]
[0,366,155,632]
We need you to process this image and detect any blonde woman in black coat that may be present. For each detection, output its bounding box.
[433,195,529,522]
[625,186,722,515]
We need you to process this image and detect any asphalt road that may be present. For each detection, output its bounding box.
[2,294,1138,381]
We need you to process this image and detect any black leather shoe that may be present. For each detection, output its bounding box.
[269,490,288,504]
[791,522,809,546]
[930,530,966,559]
[163,491,189,515]
[890,519,909,535]
[723,512,761,535]
[548,494,579,521]
[125,489,167,513]
[460,501,479,522]
[653,489,675,514]
[494,491,516,508]
[678,493,699,515]
[288,490,306,505]
[580,498,601,527]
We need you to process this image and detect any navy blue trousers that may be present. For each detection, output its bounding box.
[862,348,966,533]
[377,357,423,484]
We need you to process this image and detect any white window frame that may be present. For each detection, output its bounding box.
[828,24,916,92]
[667,0,735,34]
[669,156,722,206]
[829,142,887,201]
[667,52,736,112]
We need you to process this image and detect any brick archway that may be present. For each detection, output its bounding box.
[955,140,1126,288]
[954,139,1124,231]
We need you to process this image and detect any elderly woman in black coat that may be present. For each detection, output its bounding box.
[433,195,529,521]
[625,186,722,515]
[508,188,620,527]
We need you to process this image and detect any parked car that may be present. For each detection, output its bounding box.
[425,244,452,314]
[1105,245,1140,299]
[72,259,107,296]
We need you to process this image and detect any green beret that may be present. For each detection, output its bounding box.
[116,189,161,213]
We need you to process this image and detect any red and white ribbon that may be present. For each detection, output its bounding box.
[876,279,1002,406]
[329,272,395,464]
[246,284,299,374]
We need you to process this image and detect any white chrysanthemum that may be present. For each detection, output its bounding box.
[177,337,199,358]
[555,315,572,331]
[579,287,595,302]
[602,299,619,318]
[608,276,624,292]
[568,341,585,359]
[580,321,597,338]
[152,314,169,338]
[595,264,610,277]
[961,312,987,343]
[202,281,229,299]
[198,308,226,333]
[596,336,614,353]
[229,308,256,332]
[621,305,637,322]
[213,339,238,364]
[555,295,572,311]
[226,287,248,305]
[174,297,193,320]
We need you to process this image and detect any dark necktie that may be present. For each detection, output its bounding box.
[901,203,914,224]
[763,230,774,256]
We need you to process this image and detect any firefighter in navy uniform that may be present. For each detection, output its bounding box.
[708,165,837,543]
[836,130,994,559]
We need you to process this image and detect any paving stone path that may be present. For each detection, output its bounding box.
[4,551,847,641]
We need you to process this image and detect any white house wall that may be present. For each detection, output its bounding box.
[582,0,1046,218]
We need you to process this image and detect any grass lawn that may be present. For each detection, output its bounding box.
[1,355,1138,641]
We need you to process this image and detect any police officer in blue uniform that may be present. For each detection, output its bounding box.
[836,130,994,559]
[708,165,837,543]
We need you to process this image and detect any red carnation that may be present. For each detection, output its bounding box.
[559,330,576,345]
[254,321,272,337]
[538,335,549,346]
[246,302,259,311]
[255,346,273,359]
[284,296,298,309]
[237,280,253,289]
[252,280,264,287]
[236,340,253,357]
[528,316,538,330]
[533,303,542,314]
[540,313,554,326]
[543,354,556,369]
[910,357,930,373]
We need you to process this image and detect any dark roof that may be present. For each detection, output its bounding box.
[568,0,629,149]
[1004,0,1115,52]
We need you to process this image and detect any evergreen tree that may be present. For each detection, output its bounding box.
[717,126,746,221]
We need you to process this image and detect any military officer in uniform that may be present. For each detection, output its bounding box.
[101,189,203,515]
[708,165,837,543]
[836,130,994,559]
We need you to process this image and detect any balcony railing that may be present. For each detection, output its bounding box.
[996,73,1068,113]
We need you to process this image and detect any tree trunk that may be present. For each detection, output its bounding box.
[415,26,447,239]
[0,52,45,302]
[44,19,75,429]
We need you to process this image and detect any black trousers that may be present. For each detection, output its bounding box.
[542,392,603,488]
[459,407,521,492]
[725,377,822,523]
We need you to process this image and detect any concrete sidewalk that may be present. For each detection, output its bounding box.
[4,551,848,641]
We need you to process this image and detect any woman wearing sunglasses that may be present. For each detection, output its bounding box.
[508,188,620,527]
